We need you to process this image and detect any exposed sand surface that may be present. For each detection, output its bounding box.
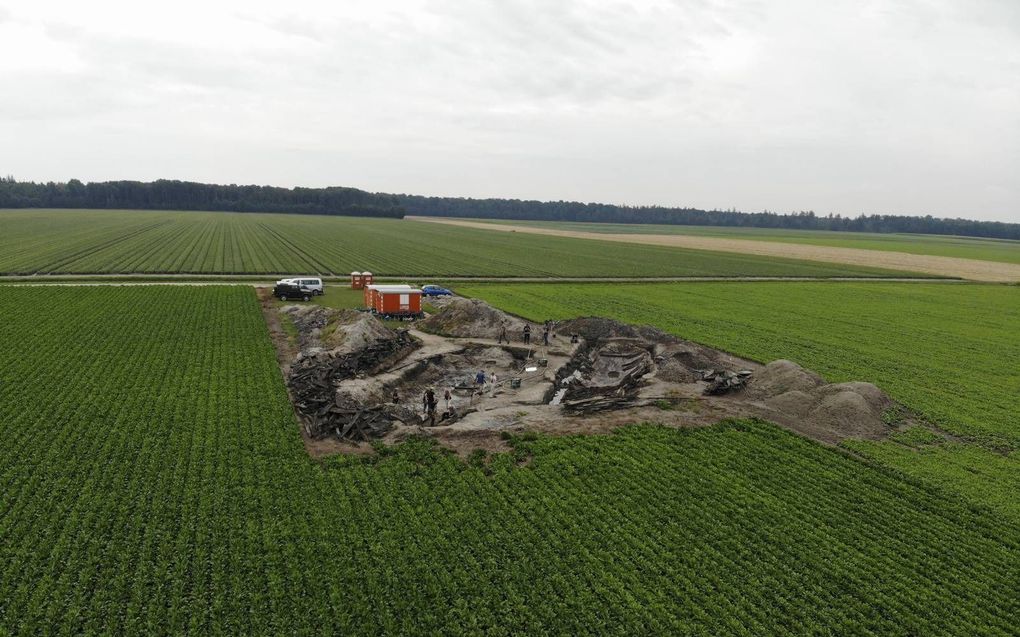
[409,216,1020,282]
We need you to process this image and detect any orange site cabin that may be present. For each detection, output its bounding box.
[364,284,422,319]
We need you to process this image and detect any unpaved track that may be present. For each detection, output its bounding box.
[0,277,965,286]
[409,216,1020,282]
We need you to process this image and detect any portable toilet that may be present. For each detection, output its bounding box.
[362,271,374,287]
[350,271,363,289]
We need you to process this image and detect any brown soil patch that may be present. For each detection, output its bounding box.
[409,217,1020,282]
[262,292,928,461]
[419,297,539,339]
[258,287,347,458]
[390,427,514,458]
[257,288,297,371]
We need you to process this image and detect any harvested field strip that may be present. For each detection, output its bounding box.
[466,219,1020,266]
[0,286,1017,634]
[412,216,1020,282]
[0,209,923,277]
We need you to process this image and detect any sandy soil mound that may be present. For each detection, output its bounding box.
[749,360,825,397]
[764,390,816,418]
[280,305,334,350]
[750,362,895,443]
[282,306,396,356]
[817,381,891,408]
[807,391,884,437]
[323,310,395,354]
[652,355,698,383]
[419,298,535,339]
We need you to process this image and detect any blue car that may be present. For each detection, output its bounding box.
[421,284,453,297]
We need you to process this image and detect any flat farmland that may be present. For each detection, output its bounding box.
[1,286,1017,635]
[416,217,1020,281]
[0,209,922,278]
[461,281,1020,521]
[466,218,1020,265]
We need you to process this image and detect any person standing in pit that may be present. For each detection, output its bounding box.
[425,388,438,426]
[523,324,531,345]
[498,323,508,344]
[542,324,550,346]
[489,372,498,397]
[444,388,452,412]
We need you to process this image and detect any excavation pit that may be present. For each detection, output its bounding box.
[261,293,926,457]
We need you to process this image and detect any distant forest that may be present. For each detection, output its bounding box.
[397,195,1020,241]
[2,177,1017,239]
[0,178,405,219]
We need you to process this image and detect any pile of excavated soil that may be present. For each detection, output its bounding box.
[748,360,895,443]
[556,317,676,344]
[419,298,536,339]
[422,295,459,310]
[558,317,752,377]
[282,306,396,355]
[280,305,334,351]
[654,355,700,383]
[323,310,395,354]
[658,343,751,377]
[748,360,825,397]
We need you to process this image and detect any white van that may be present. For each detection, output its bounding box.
[277,277,324,295]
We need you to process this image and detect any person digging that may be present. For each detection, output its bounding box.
[424,388,438,427]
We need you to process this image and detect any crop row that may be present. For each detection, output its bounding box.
[0,286,1016,634]
[0,209,918,277]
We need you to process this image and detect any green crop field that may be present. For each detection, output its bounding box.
[471,219,1020,264]
[460,281,1020,521]
[0,209,923,278]
[1,285,1017,635]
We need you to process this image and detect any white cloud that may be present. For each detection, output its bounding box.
[0,0,1017,221]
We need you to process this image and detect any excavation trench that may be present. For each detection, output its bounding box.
[261,292,929,458]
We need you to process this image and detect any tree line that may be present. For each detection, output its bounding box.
[2,177,1017,240]
[0,178,405,219]
[396,195,1020,240]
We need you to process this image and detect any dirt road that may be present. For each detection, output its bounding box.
[408,216,1020,282]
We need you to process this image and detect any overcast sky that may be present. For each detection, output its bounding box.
[1,1,1018,221]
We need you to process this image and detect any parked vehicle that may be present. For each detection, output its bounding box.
[421,284,453,297]
[276,277,324,295]
[273,282,312,302]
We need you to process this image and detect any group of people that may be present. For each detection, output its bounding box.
[474,369,499,397]
[413,369,503,427]
[418,387,456,427]
[497,321,553,346]
[402,320,560,428]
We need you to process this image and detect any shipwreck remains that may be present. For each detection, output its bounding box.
[271,296,916,453]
